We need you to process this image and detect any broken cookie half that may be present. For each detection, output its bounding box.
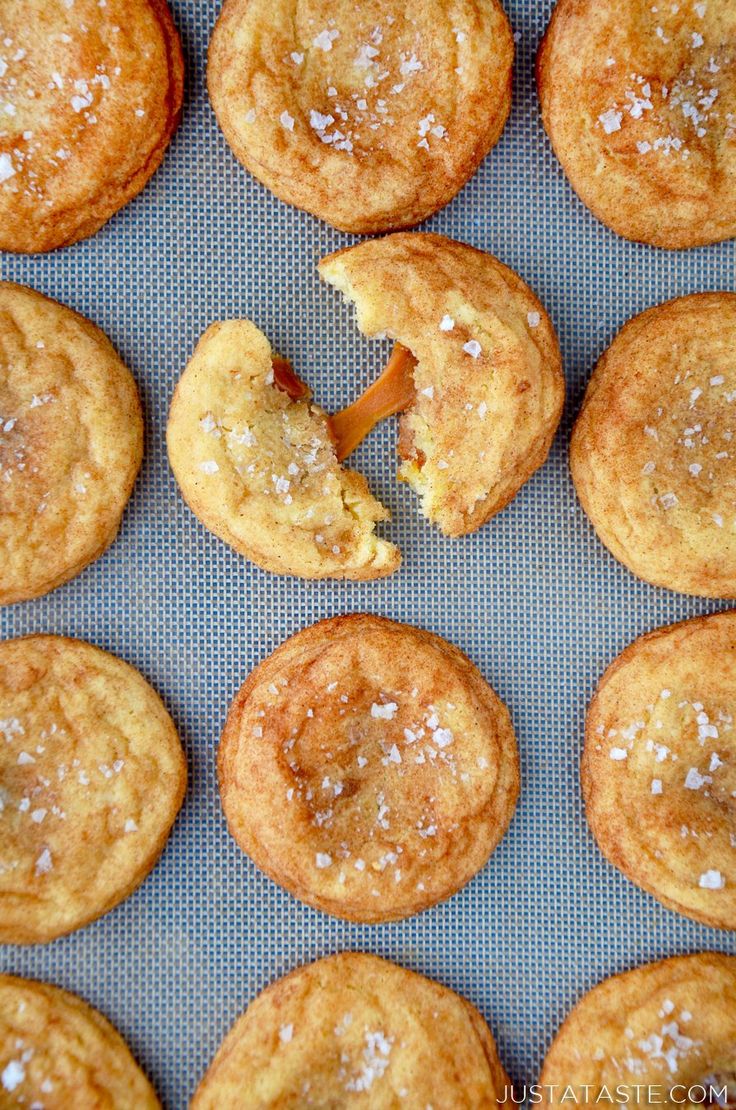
[166,320,400,580]
[320,233,565,538]
[167,233,564,578]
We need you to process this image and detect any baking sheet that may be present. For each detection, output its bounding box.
[1,1,735,1106]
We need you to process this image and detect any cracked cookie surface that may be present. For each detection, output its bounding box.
[218,614,519,923]
[208,0,513,234]
[192,952,509,1109]
[0,283,144,605]
[0,0,183,253]
[571,293,736,597]
[0,635,186,944]
[584,610,736,930]
[0,974,160,1108]
[540,954,736,1107]
[320,233,564,537]
[538,0,736,248]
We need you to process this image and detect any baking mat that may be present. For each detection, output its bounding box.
[1,1,735,1106]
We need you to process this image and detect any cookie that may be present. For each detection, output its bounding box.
[218,614,519,923]
[0,974,160,1108]
[0,635,186,944]
[320,233,565,537]
[167,319,400,581]
[0,283,144,606]
[0,0,183,253]
[191,952,509,1109]
[207,0,513,234]
[538,0,736,249]
[571,293,736,598]
[539,953,736,1106]
[583,610,736,930]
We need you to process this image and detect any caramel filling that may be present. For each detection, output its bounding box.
[271,356,313,401]
[272,343,418,462]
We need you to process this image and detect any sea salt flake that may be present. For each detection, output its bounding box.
[685,767,711,790]
[0,153,16,183]
[371,702,397,720]
[2,1061,25,1092]
[313,29,339,51]
[610,747,628,760]
[280,1023,294,1043]
[199,460,219,474]
[599,108,623,134]
[439,315,455,331]
[699,869,725,890]
[35,848,52,875]
[527,311,541,328]
[315,852,332,869]
[280,110,295,130]
[463,340,482,359]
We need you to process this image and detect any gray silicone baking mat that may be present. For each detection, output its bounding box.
[1,1,735,1106]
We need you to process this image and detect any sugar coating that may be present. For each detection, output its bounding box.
[0,975,159,1107]
[191,953,509,1108]
[540,953,736,1093]
[0,0,183,252]
[208,0,514,233]
[0,635,185,944]
[584,610,736,930]
[571,294,736,598]
[218,615,519,923]
[0,282,143,605]
[539,0,736,248]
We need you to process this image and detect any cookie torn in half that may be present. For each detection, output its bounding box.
[168,233,563,576]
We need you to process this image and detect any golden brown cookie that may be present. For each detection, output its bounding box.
[0,282,144,606]
[539,953,736,1107]
[0,974,160,1108]
[208,0,513,234]
[0,635,186,944]
[320,233,565,537]
[0,0,183,254]
[166,319,400,580]
[218,614,519,923]
[191,953,509,1109]
[571,293,736,598]
[538,0,736,249]
[583,610,736,930]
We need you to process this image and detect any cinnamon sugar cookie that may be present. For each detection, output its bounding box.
[0,282,143,605]
[571,294,736,598]
[0,0,183,253]
[320,233,565,537]
[0,635,186,944]
[0,975,160,1108]
[166,319,400,580]
[540,954,736,1107]
[208,0,514,234]
[218,614,519,923]
[584,610,736,930]
[191,953,509,1109]
[538,0,736,249]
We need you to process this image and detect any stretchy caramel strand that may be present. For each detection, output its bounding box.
[272,343,417,462]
